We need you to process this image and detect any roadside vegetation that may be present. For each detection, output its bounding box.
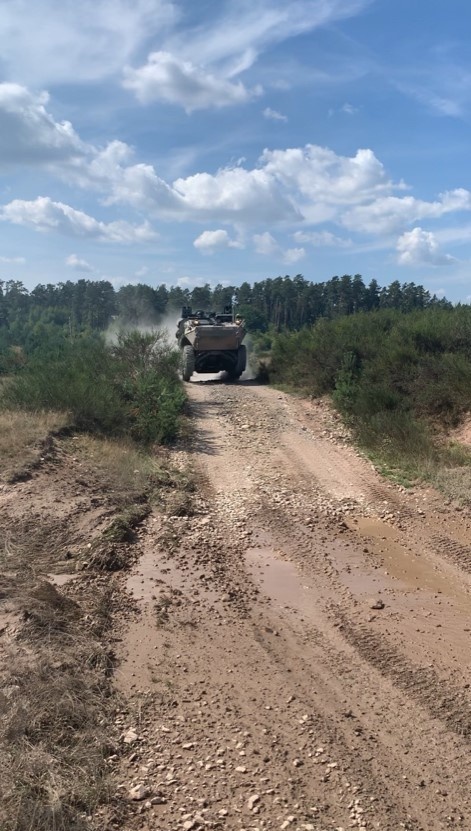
[264,305,471,495]
[0,427,192,830]
[1,329,185,447]
[0,324,188,829]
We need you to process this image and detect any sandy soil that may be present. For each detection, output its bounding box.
[113,380,471,831]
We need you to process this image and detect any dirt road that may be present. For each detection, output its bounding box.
[117,380,471,831]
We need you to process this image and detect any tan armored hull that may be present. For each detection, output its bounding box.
[176,307,247,380]
[184,322,246,351]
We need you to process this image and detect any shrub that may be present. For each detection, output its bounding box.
[269,305,471,478]
[1,330,185,445]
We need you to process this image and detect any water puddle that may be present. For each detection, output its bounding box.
[330,554,390,597]
[245,546,321,623]
[351,517,469,601]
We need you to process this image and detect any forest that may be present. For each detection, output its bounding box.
[0,273,450,371]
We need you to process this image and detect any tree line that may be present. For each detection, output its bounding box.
[0,272,451,354]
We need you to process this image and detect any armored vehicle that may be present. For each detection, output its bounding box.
[176,306,247,382]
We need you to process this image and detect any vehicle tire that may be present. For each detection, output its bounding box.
[236,344,247,375]
[228,345,247,380]
[182,345,195,382]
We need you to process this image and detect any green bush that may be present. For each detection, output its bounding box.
[269,305,471,477]
[1,330,185,445]
[2,337,125,433]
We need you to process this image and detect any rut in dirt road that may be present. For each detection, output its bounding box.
[117,380,471,831]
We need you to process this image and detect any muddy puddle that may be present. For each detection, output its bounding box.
[245,546,325,624]
[350,516,471,607]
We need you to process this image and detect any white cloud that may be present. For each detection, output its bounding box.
[263,107,287,122]
[123,52,262,111]
[120,0,372,114]
[3,83,471,250]
[193,229,243,253]
[135,266,149,277]
[283,247,305,264]
[169,166,300,223]
[393,63,471,118]
[396,227,456,267]
[65,254,94,272]
[341,102,358,115]
[343,189,471,235]
[253,231,279,256]
[328,102,359,117]
[253,232,305,264]
[261,145,392,222]
[167,0,372,73]
[97,142,471,236]
[0,0,177,86]
[294,229,352,247]
[1,197,157,243]
[0,256,26,264]
[0,83,87,168]
[0,0,371,91]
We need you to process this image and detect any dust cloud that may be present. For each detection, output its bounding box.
[104,310,182,347]
[105,310,255,381]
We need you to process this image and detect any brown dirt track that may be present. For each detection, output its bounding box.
[114,380,471,831]
[1,382,470,830]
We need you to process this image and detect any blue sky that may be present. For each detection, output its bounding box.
[1,0,471,300]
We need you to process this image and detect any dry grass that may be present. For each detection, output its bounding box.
[66,434,169,503]
[433,464,471,506]
[0,522,120,830]
[0,583,117,831]
[0,409,69,482]
[0,423,191,829]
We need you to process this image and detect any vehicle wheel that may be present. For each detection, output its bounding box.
[235,344,247,376]
[228,345,247,381]
[182,345,195,381]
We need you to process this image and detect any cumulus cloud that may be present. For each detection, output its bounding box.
[95,142,471,235]
[263,107,287,122]
[0,83,87,168]
[66,254,94,272]
[120,1,373,113]
[261,145,392,207]
[253,231,305,264]
[172,166,299,222]
[253,231,279,256]
[396,227,456,267]
[193,229,243,253]
[283,247,305,264]
[343,189,471,235]
[3,82,471,250]
[123,52,261,111]
[1,197,157,243]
